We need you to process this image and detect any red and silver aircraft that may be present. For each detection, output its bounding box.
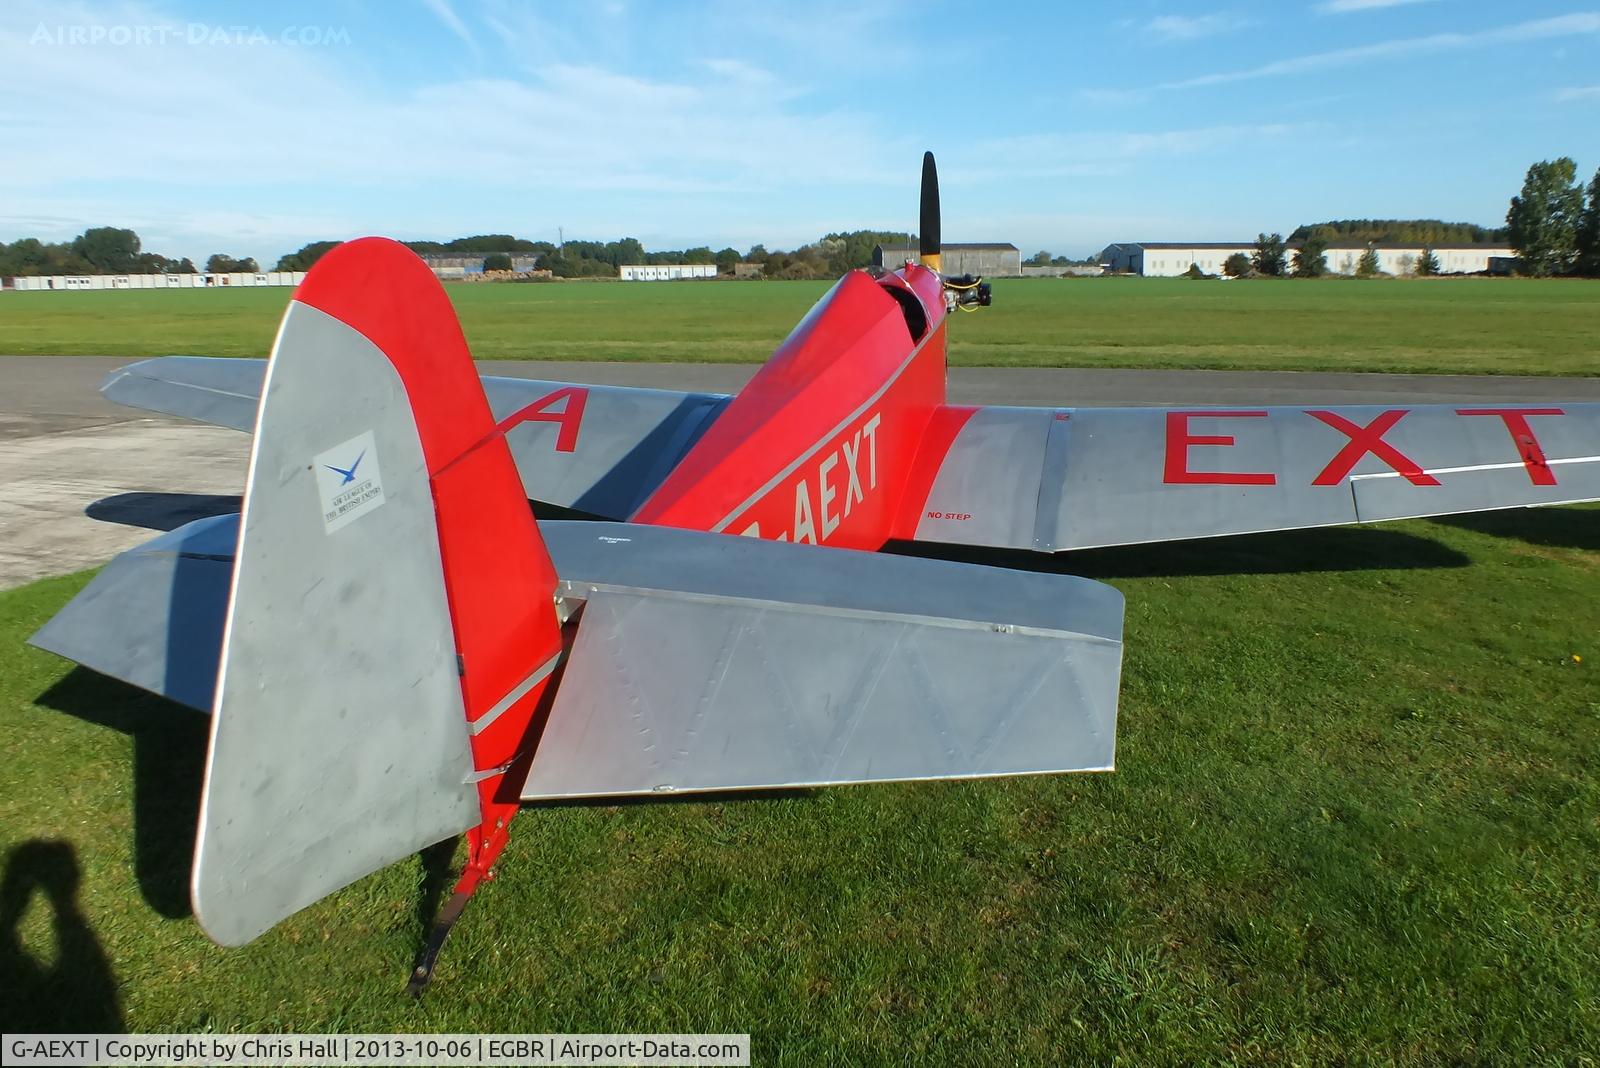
[32,153,1600,989]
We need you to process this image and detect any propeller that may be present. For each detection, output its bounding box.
[919,150,941,273]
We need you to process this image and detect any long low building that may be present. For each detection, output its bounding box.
[1100,241,1516,277]
[619,263,718,281]
[6,271,308,291]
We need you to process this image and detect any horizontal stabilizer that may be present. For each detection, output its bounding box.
[103,356,265,432]
[29,514,236,711]
[34,516,1126,797]
[522,522,1124,798]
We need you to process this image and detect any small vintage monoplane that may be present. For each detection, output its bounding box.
[32,154,1600,989]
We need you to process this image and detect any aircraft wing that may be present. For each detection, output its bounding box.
[102,356,730,518]
[902,402,1600,551]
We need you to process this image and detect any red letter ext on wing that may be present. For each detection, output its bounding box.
[496,386,589,453]
[1307,409,1438,487]
[1163,411,1276,485]
[1456,408,1564,486]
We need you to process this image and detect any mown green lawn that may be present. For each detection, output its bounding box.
[1,276,1597,376]
[3,507,1596,1061]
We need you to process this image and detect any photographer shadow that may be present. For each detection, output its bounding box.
[0,840,123,1031]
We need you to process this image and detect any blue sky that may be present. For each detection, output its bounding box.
[2,0,1596,263]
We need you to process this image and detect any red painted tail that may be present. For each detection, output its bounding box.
[297,239,563,803]
[296,239,563,894]
[193,239,562,948]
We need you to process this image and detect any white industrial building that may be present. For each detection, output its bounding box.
[619,263,718,281]
[1100,243,1250,277]
[874,243,1022,277]
[1099,242,1516,277]
[6,271,308,292]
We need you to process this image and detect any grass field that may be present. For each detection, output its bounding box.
[3,507,1597,1060]
[2,276,1598,376]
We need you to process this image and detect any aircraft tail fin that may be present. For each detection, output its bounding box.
[192,239,564,948]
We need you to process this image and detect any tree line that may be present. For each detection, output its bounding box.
[0,227,192,277]
[0,226,273,277]
[1288,219,1507,244]
[1215,158,1600,280]
[1,226,918,281]
[1025,251,1104,267]
[274,230,915,279]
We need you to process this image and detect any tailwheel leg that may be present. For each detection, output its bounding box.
[405,812,512,996]
[407,884,475,995]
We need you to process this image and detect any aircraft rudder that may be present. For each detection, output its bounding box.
[192,239,563,947]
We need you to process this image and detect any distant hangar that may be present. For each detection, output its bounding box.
[874,243,1021,276]
[1100,241,1517,277]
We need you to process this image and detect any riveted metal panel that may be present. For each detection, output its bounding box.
[523,522,1123,799]
[541,521,1123,642]
[912,405,1054,549]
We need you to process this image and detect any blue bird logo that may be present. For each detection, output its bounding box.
[323,449,366,485]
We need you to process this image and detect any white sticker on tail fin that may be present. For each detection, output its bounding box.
[313,429,386,533]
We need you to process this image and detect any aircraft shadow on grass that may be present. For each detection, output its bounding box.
[1431,505,1599,553]
[0,839,124,1031]
[892,523,1474,580]
[35,670,205,920]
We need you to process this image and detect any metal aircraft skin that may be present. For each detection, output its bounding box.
[29,153,1600,989]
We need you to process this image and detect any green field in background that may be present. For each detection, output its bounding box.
[1,276,1597,376]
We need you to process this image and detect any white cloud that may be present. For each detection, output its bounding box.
[1143,13,1249,41]
[1154,13,1600,90]
[419,0,477,52]
[699,58,779,86]
[1318,0,1439,14]
[0,0,918,258]
[1553,85,1600,101]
